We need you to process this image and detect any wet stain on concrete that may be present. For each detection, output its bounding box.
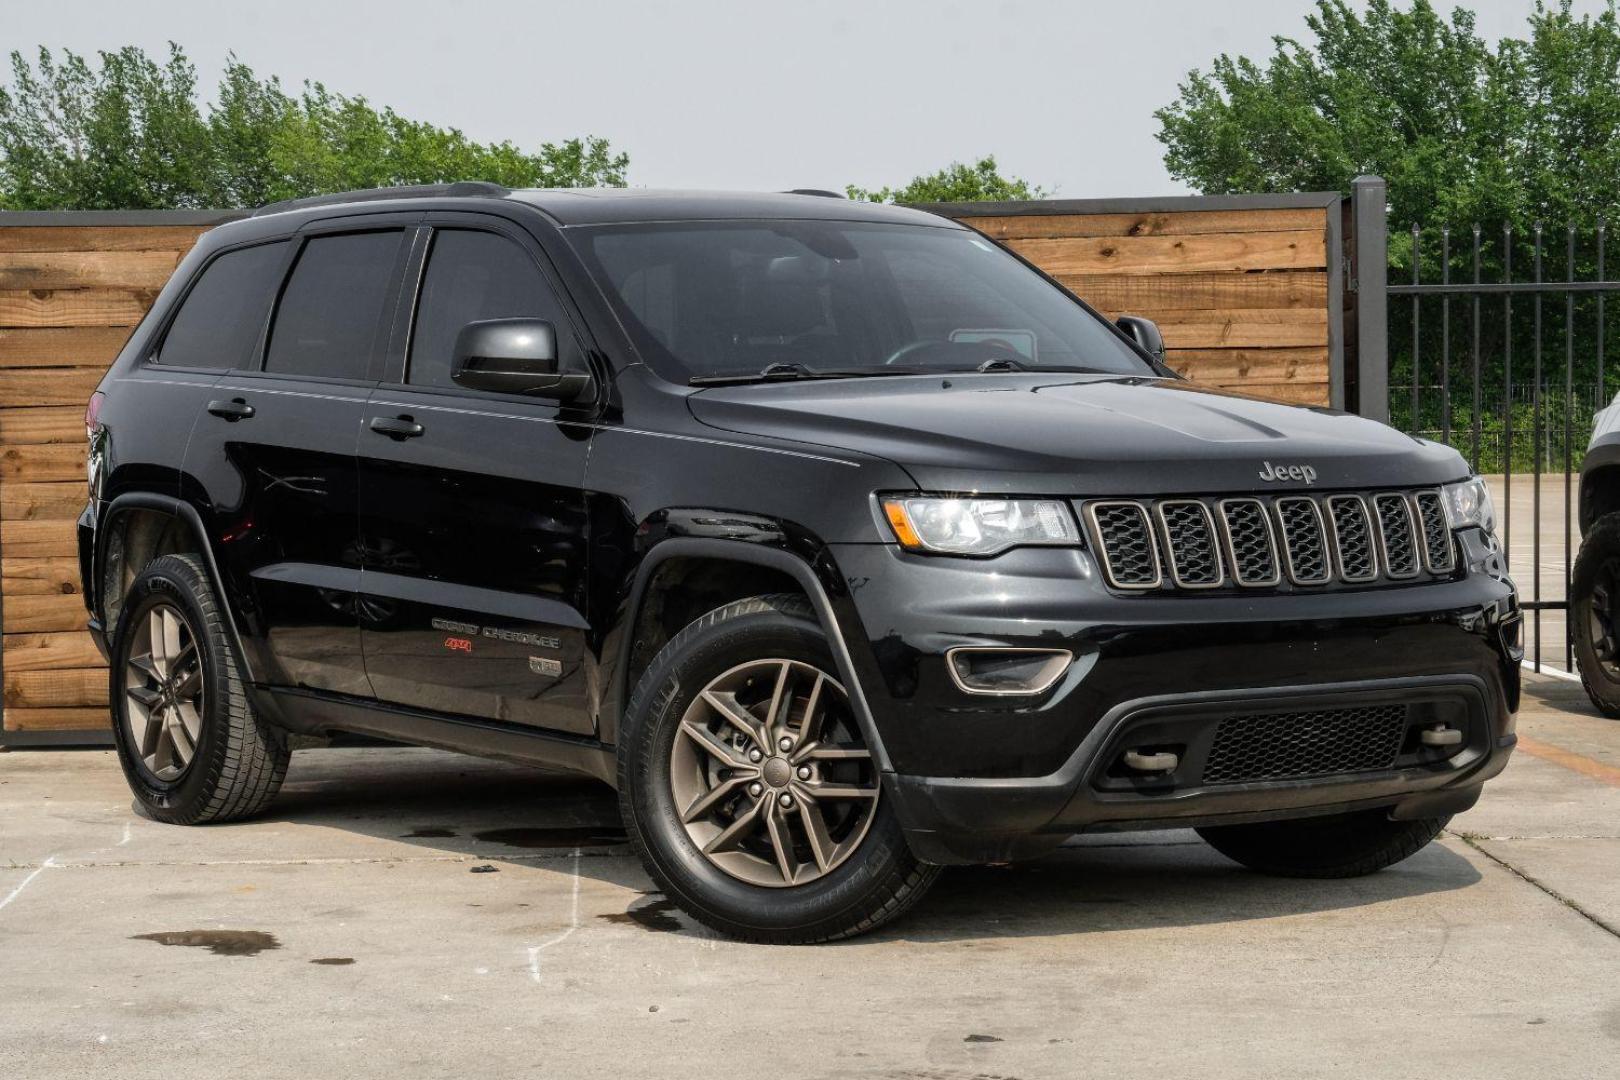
[964,1034,1004,1043]
[404,827,457,838]
[131,930,280,957]
[310,957,355,966]
[473,826,627,849]
[598,896,682,933]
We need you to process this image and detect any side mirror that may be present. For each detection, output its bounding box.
[450,319,593,402]
[1115,315,1166,363]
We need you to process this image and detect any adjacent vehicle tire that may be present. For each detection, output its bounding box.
[618,594,939,943]
[1572,511,1620,718]
[1196,809,1450,878]
[109,554,290,824]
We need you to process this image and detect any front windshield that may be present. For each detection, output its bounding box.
[569,219,1157,383]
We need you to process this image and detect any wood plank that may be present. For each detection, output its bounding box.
[0,288,157,328]
[1005,231,1327,276]
[0,226,209,253]
[0,327,132,367]
[1222,380,1331,405]
[1093,308,1328,350]
[0,325,132,367]
[1,519,78,557]
[1169,347,1330,384]
[0,441,90,481]
[0,250,180,290]
[0,367,105,407]
[2,705,109,732]
[3,481,86,521]
[4,591,87,632]
[4,667,106,708]
[961,207,1329,241]
[2,556,83,596]
[1060,271,1328,312]
[2,631,103,671]
[0,406,88,444]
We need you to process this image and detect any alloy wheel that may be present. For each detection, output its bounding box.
[124,602,205,781]
[669,658,880,888]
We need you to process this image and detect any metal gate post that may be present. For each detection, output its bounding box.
[1350,175,1390,422]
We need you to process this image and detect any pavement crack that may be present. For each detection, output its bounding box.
[1453,831,1620,942]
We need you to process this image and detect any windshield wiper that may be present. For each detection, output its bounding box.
[689,362,912,386]
[975,357,1027,372]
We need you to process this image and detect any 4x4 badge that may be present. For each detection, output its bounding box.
[1258,461,1317,485]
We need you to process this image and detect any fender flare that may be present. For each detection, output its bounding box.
[611,536,893,774]
[94,492,256,682]
[1581,435,1620,532]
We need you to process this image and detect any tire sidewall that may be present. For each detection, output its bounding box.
[1573,515,1620,705]
[622,604,909,934]
[108,559,231,821]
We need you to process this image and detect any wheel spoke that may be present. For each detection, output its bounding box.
[167,711,196,763]
[764,661,792,739]
[175,701,203,745]
[130,698,163,757]
[761,800,796,884]
[173,663,202,700]
[701,690,766,745]
[681,774,752,824]
[798,800,836,873]
[679,719,747,766]
[793,673,827,749]
[129,654,162,684]
[147,609,169,676]
[127,685,163,709]
[702,796,765,855]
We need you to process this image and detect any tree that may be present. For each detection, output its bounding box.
[1154,0,1620,231]
[0,44,629,210]
[846,156,1045,204]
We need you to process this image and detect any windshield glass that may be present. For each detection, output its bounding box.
[568,220,1157,383]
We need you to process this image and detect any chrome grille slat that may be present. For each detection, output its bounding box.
[1274,496,1331,585]
[1082,488,1451,593]
[1326,495,1378,583]
[1412,491,1456,574]
[1155,500,1223,588]
[1372,493,1421,579]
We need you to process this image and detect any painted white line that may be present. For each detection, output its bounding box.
[526,847,583,983]
[117,822,132,847]
[0,856,58,915]
[1522,660,1583,683]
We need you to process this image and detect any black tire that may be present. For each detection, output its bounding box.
[1572,511,1620,718]
[617,594,939,944]
[1196,809,1450,878]
[109,554,289,824]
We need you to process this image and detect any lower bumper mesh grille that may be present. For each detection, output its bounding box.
[1200,704,1409,784]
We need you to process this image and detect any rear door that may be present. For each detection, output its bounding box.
[183,219,411,695]
[356,216,595,735]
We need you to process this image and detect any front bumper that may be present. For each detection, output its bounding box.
[826,543,1520,865]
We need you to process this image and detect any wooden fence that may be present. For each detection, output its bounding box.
[0,212,235,744]
[0,193,1360,745]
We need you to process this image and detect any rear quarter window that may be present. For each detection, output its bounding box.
[155,241,289,369]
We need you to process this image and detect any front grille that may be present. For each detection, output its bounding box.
[1082,488,1453,593]
[1201,704,1409,784]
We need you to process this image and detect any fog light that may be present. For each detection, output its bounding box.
[946,648,1071,696]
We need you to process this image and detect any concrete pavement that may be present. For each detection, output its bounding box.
[1,674,1617,1079]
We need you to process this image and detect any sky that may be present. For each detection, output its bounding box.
[3,0,1609,198]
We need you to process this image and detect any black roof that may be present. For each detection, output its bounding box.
[249,184,958,229]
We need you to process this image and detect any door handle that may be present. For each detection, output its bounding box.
[369,415,425,440]
[206,398,255,421]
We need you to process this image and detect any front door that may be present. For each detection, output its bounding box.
[356,220,595,735]
[185,225,409,696]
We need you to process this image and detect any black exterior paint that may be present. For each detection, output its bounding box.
[77,188,1521,862]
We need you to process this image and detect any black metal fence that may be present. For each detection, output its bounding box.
[1379,201,1620,674]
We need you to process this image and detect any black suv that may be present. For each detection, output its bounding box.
[80,184,1522,942]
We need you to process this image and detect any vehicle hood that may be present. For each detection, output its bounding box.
[686,374,1468,495]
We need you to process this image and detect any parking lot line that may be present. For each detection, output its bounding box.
[1515,734,1620,786]
[0,855,58,915]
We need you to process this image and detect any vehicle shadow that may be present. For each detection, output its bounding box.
[259,746,1484,943]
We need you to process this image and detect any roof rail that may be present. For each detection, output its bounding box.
[252,180,511,218]
[783,188,845,199]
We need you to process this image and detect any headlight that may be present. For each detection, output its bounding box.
[881,496,1079,556]
[1442,476,1497,535]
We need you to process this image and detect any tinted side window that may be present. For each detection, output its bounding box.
[264,231,403,380]
[156,241,289,368]
[409,229,567,389]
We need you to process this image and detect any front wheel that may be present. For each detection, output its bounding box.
[1572,511,1620,718]
[1197,809,1450,878]
[618,594,939,943]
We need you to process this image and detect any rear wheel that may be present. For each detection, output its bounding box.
[1572,512,1620,717]
[618,594,938,943]
[1197,809,1450,878]
[109,554,289,824]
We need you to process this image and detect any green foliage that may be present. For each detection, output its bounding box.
[0,44,628,210]
[1154,1,1620,230]
[846,156,1045,204]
